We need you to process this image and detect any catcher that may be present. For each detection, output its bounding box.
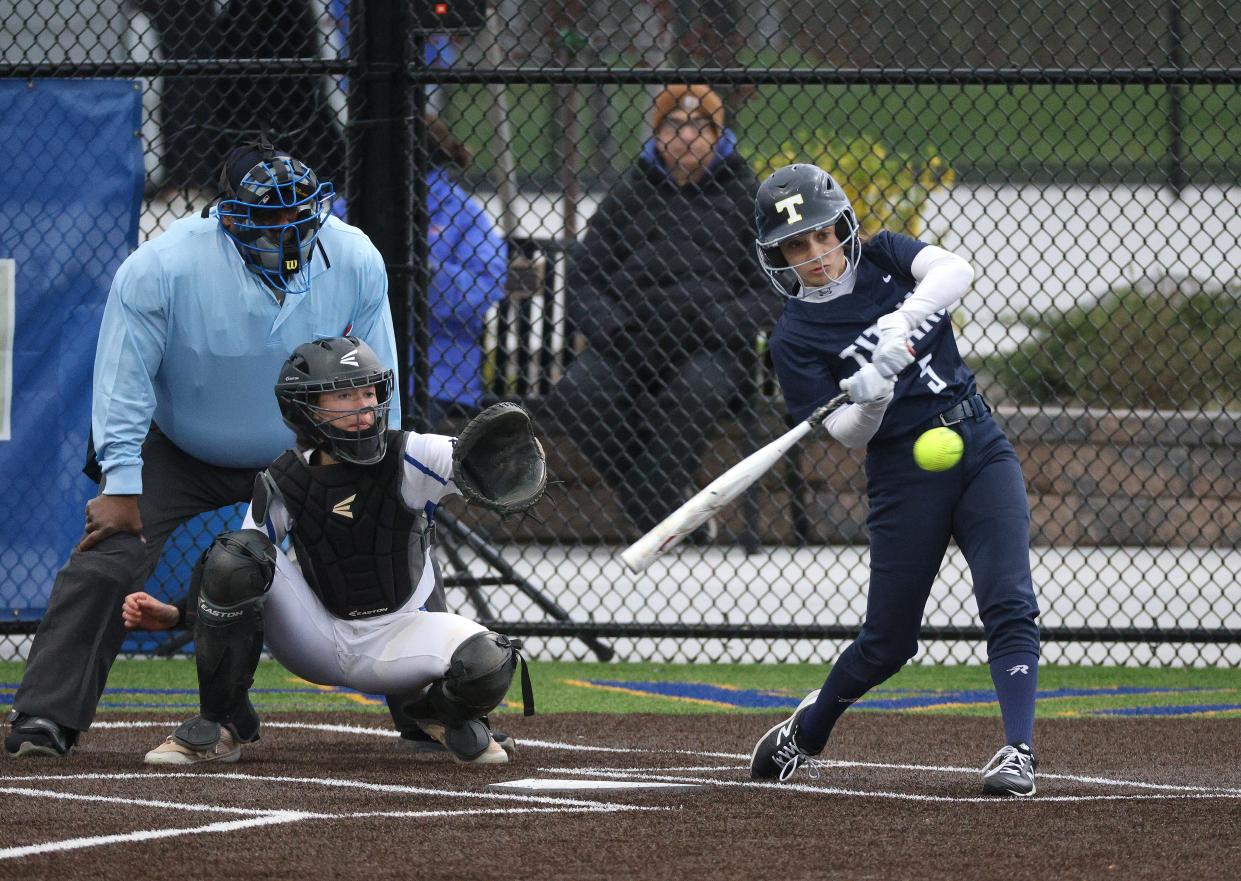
[122,336,543,766]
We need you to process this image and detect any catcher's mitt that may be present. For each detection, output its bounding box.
[452,402,547,514]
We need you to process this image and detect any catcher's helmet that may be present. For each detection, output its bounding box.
[217,138,334,296]
[754,164,860,299]
[275,337,394,465]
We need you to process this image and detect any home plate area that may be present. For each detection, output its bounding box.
[2,712,1239,880]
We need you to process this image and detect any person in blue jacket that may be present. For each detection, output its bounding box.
[5,138,400,759]
[747,164,1042,797]
[422,116,508,430]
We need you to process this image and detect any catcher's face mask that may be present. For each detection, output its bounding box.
[291,379,392,465]
[276,337,394,465]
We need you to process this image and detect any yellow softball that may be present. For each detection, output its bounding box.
[913,427,964,472]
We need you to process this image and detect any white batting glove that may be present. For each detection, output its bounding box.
[875,311,913,340]
[871,334,915,378]
[840,364,895,405]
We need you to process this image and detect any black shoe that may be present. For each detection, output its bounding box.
[750,690,821,782]
[5,712,78,758]
[397,725,442,752]
[981,742,1037,796]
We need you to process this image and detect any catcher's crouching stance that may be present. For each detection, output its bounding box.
[125,337,543,766]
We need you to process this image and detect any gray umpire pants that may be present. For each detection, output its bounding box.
[12,427,258,732]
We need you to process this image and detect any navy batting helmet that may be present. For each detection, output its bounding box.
[754,164,860,299]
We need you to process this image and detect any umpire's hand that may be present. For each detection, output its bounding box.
[79,493,144,552]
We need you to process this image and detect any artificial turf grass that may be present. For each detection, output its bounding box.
[4,659,1238,717]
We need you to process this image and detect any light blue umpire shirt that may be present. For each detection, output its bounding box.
[92,210,401,496]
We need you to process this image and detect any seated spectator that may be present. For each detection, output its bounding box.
[423,116,508,430]
[548,85,776,537]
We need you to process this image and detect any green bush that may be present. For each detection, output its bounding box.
[743,132,955,239]
[983,280,1241,409]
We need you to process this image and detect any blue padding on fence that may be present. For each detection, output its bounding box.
[0,80,143,621]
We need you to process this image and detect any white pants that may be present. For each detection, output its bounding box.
[262,549,487,696]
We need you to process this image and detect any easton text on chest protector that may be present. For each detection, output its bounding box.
[264,430,430,619]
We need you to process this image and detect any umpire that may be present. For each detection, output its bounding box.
[4,138,400,758]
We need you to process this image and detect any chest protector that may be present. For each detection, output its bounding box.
[265,430,430,619]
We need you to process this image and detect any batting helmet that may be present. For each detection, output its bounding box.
[754,164,860,299]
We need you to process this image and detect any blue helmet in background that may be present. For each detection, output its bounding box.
[217,138,334,296]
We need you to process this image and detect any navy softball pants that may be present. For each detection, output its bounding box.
[836,412,1041,686]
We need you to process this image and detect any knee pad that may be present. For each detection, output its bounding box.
[191,530,275,723]
[196,529,276,626]
[431,632,527,725]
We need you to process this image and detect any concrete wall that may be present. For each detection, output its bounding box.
[444,401,1241,548]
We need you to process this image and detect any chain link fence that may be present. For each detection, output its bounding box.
[1,1,1239,667]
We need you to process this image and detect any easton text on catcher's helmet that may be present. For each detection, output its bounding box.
[754,163,861,299]
[275,337,394,465]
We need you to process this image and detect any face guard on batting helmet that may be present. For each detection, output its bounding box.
[754,163,861,299]
[217,139,334,296]
[275,337,395,466]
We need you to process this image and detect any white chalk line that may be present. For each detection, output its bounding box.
[0,785,285,816]
[0,739,668,861]
[0,781,662,863]
[92,720,402,738]
[3,771,639,810]
[65,720,1241,794]
[567,761,1241,796]
[4,717,1232,849]
[0,812,312,861]
[88,719,1241,794]
[540,767,1241,804]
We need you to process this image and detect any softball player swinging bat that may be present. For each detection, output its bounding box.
[736,164,1043,796]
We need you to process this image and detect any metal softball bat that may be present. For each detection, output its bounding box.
[620,392,849,572]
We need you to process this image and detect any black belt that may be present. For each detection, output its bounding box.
[935,394,990,427]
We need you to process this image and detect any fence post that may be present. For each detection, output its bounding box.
[410,39,431,431]
[346,0,418,421]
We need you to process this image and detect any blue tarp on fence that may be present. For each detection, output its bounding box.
[0,80,143,621]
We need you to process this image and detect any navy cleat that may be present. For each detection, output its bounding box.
[750,689,822,782]
[5,713,78,758]
[982,742,1037,796]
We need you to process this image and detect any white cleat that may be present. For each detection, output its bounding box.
[144,728,242,766]
[415,719,510,765]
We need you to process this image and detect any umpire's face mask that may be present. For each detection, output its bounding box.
[252,205,319,271]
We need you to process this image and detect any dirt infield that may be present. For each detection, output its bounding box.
[3,711,1238,880]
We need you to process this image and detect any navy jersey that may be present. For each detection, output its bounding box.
[769,231,976,441]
